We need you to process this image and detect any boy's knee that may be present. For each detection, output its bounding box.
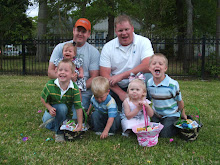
[110,115,121,132]
[54,104,68,116]
[159,124,178,138]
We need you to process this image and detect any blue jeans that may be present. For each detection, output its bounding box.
[71,92,91,118]
[42,104,72,134]
[90,111,121,133]
[110,73,153,111]
[81,92,91,110]
[151,114,179,138]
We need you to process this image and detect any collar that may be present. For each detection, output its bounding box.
[149,74,170,87]
[54,78,75,90]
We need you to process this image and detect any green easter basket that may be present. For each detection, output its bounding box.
[61,108,89,141]
[174,105,203,141]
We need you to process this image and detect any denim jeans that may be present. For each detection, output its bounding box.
[81,92,92,110]
[151,114,179,138]
[90,111,121,133]
[42,104,69,134]
[110,73,153,111]
[71,92,91,119]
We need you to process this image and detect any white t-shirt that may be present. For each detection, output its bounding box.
[100,33,154,88]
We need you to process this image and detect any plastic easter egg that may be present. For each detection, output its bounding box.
[182,123,188,128]
[147,127,153,131]
[188,124,193,129]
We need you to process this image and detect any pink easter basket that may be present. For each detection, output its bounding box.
[132,106,164,147]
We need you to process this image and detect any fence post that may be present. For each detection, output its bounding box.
[201,36,206,80]
[22,38,26,75]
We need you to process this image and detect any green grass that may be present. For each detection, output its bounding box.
[0,75,219,164]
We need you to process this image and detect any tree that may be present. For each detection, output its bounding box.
[216,0,220,57]
[0,0,32,40]
[0,0,32,69]
[184,0,194,73]
[36,0,48,62]
[176,0,186,61]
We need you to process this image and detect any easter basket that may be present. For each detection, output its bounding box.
[174,105,203,141]
[60,109,89,141]
[132,105,164,147]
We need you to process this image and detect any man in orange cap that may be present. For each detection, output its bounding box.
[47,18,100,113]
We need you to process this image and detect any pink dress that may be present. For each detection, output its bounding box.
[121,98,151,133]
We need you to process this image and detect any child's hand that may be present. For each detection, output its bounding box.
[100,130,108,139]
[181,112,187,120]
[48,107,56,117]
[74,124,82,132]
[71,73,77,82]
[78,72,84,79]
[138,100,149,108]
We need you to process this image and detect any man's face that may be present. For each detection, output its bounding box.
[73,26,90,47]
[115,21,134,46]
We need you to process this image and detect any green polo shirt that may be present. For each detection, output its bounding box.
[41,79,82,117]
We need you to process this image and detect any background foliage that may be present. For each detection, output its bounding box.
[0,0,217,39]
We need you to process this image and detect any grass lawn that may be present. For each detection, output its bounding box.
[0,75,219,164]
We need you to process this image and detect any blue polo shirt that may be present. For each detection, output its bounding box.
[147,75,182,118]
[90,94,118,118]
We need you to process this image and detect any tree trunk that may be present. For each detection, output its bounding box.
[105,0,115,42]
[36,0,48,62]
[216,0,220,58]
[106,15,115,42]
[184,0,193,73]
[81,0,87,17]
[176,0,185,61]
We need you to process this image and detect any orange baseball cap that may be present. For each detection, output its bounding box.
[75,18,91,31]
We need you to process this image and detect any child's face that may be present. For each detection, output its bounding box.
[57,62,73,83]
[128,81,145,100]
[149,56,167,79]
[94,91,109,103]
[63,46,75,60]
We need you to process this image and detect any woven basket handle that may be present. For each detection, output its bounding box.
[186,105,201,124]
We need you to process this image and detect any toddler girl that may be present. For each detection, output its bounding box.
[54,42,86,91]
[121,75,154,137]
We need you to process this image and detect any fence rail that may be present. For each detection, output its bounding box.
[0,36,219,79]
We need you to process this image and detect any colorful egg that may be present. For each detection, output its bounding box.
[182,123,188,128]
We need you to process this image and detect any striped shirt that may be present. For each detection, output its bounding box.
[90,94,118,118]
[41,79,82,116]
[147,75,182,118]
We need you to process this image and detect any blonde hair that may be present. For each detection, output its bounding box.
[114,15,133,28]
[63,43,77,56]
[91,76,110,96]
[57,58,76,73]
[127,79,147,99]
[149,53,168,67]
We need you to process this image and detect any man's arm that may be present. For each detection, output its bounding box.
[107,57,151,86]
[100,66,127,101]
[48,62,57,79]
[86,70,99,89]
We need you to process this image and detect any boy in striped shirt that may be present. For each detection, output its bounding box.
[86,76,121,139]
[147,53,187,137]
[40,59,83,142]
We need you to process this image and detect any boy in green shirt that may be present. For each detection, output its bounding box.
[40,59,83,142]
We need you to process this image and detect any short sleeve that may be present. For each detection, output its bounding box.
[100,44,111,68]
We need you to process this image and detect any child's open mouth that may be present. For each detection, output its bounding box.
[155,69,160,75]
